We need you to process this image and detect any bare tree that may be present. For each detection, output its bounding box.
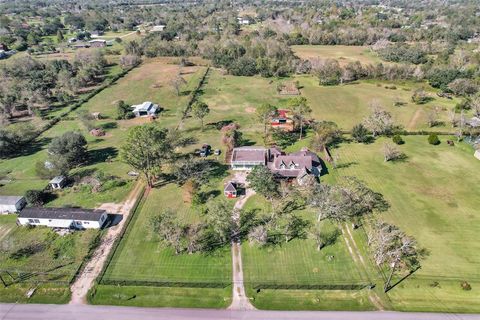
[368,221,424,292]
[426,108,439,127]
[363,100,394,137]
[447,108,457,128]
[308,177,388,249]
[248,225,268,246]
[382,142,402,162]
[471,96,480,117]
[171,73,187,96]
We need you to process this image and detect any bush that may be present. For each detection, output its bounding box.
[25,190,46,206]
[428,133,440,145]
[392,134,404,145]
[352,123,370,143]
[461,281,472,291]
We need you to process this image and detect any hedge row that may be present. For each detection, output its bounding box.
[177,67,211,129]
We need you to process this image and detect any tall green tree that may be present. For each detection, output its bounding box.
[120,125,177,187]
[255,103,277,142]
[48,131,88,173]
[191,101,210,131]
[288,97,311,140]
[57,30,64,42]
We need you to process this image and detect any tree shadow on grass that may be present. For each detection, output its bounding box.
[88,147,118,165]
[335,161,358,169]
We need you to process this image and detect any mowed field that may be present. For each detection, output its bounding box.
[240,193,376,311]
[200,68,460,133]
[291,45,383,66]
[96,184,232,308]
[332,136,480,312]
[0,215,98,303]
[297,77,460,131]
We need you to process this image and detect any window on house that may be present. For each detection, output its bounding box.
[84,221,89,224]
[34,219,40,223]
[77,221,82,225]
[28,219,34,223]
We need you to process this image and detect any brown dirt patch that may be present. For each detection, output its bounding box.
[245,107,256,113]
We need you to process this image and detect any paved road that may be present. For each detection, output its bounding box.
[1,303,479,320]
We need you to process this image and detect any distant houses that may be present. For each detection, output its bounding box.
[231,146,323,185]
[0,196,26,214]
[17,207,108,229]
[131,101,160,117]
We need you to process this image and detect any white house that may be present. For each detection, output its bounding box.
[50,176,67,190]
[0,196,26,214]
[17,207,108,229]
[151,25,166,32]
[131,101,159,117]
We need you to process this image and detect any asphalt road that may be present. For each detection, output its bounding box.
[1,304,480,320]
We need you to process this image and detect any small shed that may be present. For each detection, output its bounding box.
[224,182,237,198]
[0,196,26,214]
[131,101,159,117]
[49,176,67,190]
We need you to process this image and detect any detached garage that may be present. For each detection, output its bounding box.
[0,196,26,214]
[17,207,108,229]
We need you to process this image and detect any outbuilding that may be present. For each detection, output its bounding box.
[17,207,108,229]
[224,182,238,198]
[475,150,480,160]
[89,39,107,48]
[0,196,26,214]
[49,176,67,190]
[131,101,159,117]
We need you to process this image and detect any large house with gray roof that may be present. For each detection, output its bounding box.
[230,146,322,184]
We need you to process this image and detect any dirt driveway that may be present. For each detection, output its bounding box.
[69,181,144,304]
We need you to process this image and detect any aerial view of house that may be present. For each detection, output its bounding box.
[17,207,109,229]
[0,0,479,319]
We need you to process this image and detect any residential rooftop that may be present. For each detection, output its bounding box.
[19,207,106,222]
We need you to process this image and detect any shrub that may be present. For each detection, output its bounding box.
[25,190,46,206]
[461,281,472,291]
[428,133,440,145]
[392,134,404,145]
[352,123,370,143]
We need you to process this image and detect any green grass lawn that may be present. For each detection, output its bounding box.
[200,68,460,133]
[330,135,480,312]
[0,215,98,303]
[297,76,460,131]
[90,285,231,308]
[94,184,232,307]
[291,45,383,66]
[241,193,373,310]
